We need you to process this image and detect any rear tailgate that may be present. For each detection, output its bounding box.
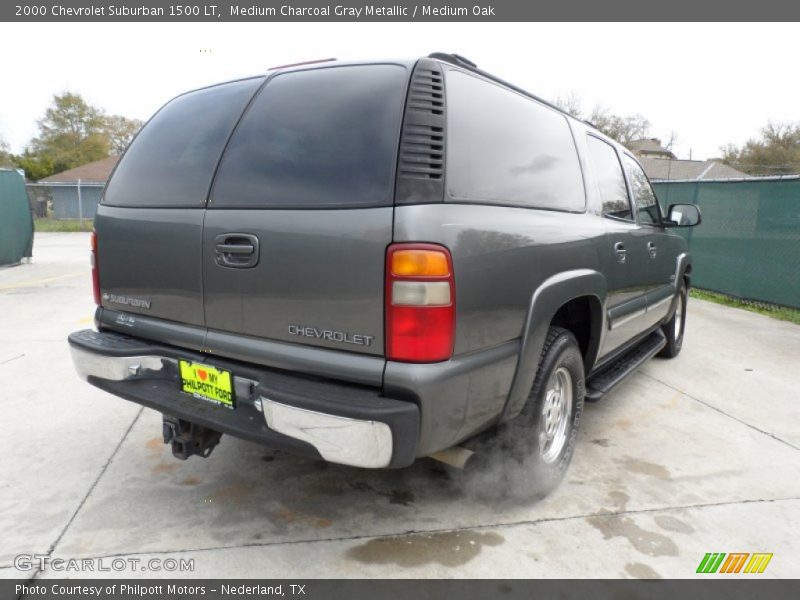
[96,77,264,341]
[202,64,409,357]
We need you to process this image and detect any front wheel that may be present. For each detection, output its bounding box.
[658,280,688,358]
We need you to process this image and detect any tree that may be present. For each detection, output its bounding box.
[553,91,583,119]
[721,122,800,176]
[27,92,110,177]
[18,92,142,180]
[14,150,54,181]
[0,135,13,167]
[552,95,653,145]
[103,114,143,154]
[588,106,651,144]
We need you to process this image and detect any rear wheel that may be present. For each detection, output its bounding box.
[658,280,687,358]
[473,327,585,498]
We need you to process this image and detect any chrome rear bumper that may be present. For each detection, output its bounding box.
[68,331,415,468]
[71,345,172,381]
[261,399,393,468]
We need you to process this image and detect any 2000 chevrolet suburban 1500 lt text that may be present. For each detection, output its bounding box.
[69,53,701,495]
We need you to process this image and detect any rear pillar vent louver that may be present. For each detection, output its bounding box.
[396,59,447,204]
[407,69,445,115]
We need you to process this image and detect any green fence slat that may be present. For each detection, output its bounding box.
[0,169,34,265]
[653,179,800,308]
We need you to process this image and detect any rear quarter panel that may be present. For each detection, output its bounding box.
[392,203,609,448]
[393,203,608,355]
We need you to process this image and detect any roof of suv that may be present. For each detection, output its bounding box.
[267,52,575,121]
[176,53,628,159]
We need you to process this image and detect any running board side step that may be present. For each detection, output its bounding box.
[585,330,666,401]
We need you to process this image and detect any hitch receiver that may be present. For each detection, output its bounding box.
[162,416,222,460]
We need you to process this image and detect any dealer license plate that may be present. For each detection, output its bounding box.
[179,360,234,409]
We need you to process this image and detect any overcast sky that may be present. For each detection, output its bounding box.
[0,22,796,160]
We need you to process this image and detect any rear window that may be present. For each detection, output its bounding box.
[103,78,263,208]
[445,70,585,212]
[210,65,408,209]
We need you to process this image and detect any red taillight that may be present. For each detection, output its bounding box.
[90,230,101,305]
[385,243,455,363]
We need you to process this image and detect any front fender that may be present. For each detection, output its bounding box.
[499,269,607,422]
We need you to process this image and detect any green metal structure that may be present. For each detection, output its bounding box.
[653,177,800,308]
[0,168,34,266]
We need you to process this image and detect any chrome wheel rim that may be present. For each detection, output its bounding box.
[539,367,573,464]
[674,293,684,340]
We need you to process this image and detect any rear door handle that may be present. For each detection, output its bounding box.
[214,234,259,268]
[614,242,626,264]
[216,243,254,255]
[647,241,657,259]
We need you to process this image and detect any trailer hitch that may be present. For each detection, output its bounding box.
[162,416,222,460]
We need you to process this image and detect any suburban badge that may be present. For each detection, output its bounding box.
[103,293,152,310]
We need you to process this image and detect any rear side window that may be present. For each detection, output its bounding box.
[103,78,263,207]
[586,135,633,221]
[211,65,408,209]
[445,70,585,211]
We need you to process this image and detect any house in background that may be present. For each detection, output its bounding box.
[32,155,119,219]
[628,138,747,181]
[627,138,677,161]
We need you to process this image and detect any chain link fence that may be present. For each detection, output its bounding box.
[653,177,800,309]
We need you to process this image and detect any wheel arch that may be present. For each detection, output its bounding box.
[499,269,607,423]
[676,251,692,289]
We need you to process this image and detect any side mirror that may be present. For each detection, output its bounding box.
[665,203,702,227]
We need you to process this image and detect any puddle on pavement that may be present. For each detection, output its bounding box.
[619,456,671,480]
[346,530,505,567]
[587,514,678,557]
[605,490,630,513]
[625,562,662,578]
[653,514,694,534]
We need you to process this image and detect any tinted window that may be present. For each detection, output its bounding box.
[211,65,407,208]
[586,135,632,220]
[445,71,585,211]
[104,78,262,207]
[623,155,661,225]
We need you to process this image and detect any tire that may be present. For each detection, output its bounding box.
[471,327,585,498]
[658,280,687,358]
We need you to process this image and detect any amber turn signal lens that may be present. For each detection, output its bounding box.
[391,249,450,277]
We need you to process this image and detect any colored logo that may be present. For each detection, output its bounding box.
[696,552,773,574]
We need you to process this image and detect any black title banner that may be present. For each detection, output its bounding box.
[4,0,800,21]
[7,579,800,600]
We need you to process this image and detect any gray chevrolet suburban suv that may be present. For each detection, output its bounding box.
[69,53,701,495]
